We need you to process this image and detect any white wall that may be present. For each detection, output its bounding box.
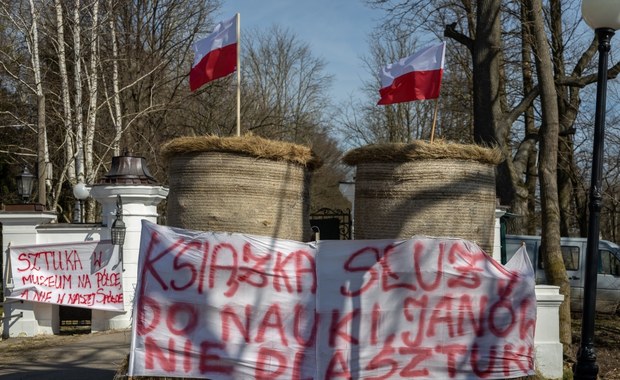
[1,184,167,337]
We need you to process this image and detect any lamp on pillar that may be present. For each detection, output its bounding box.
[574,1,620,379]
[16,166,35,203]
[72,182,90,223]
[111,194,126,271]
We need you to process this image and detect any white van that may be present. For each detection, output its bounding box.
[505,234,620,313]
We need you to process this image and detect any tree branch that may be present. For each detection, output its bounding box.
[444,22,473,53]
[557,61,620,88]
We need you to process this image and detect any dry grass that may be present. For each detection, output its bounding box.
[342,139,504,166]
[570,314,620,379]
[160,134,322,170]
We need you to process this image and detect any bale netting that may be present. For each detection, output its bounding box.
[162,135,322,241]
[343,140,503,253]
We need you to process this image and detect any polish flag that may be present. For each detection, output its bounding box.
[377,42,446,105]
[190,15,238,92]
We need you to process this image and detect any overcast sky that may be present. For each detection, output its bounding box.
[218,0,383,104]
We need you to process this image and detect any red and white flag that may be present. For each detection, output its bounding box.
[190,14,238,92]
[377,42,446,105]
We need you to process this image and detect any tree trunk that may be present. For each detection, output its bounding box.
[29,0,48,208]
[54,0,76,214]
[73,0,84,184]
[84,0,100,222]
[526,0,572,347]
[472,0,502,146]
[108,0,122,156]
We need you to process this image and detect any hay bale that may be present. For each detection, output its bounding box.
[162,135,320,241]
[344,140,502,253]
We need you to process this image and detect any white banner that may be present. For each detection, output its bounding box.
[129,221,536,379]
[7,240,124,311]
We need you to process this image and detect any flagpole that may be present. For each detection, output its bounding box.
[236,13,241,137]
[430,98,439,143]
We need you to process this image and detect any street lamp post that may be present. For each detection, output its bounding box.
[575,1,620,379]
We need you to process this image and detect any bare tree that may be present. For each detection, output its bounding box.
[241,25,333,144]
[0,0,51,207]
[524,0,571,346]
[338,29,441,146]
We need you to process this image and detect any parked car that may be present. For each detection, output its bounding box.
[505,234,620,313]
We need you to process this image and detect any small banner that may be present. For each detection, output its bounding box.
[129,221,536,379]
[7,240,124,311]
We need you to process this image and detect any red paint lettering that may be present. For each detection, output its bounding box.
[209,243,240,297]
[272,250,316,294]
[457,294,487,337]
[145,336,176,372]
[95,289,123,304]
[140,232,172,293]
[171,241,202,291]
[166,302,198,336]
[96,270,121,288]
[340,247,380,297]
[447,241,484,289]
[325,351,352,379]
[398,346,431,377]
[488,299,515,337]
[17,253,34,271]
[238,242,270,288]
[370,302,381,345]
[413,242,443,291]
[255,347,287,379]
[365,334,398,379]
[518,298,536,339]
[137,296,161,335]
[427,295,455,338]
[401,295,428,347]
[256,303,289,347]
[470,343,497,378]
[329,309,360,347]
[501,344,533,376]
[197,241,210,294]
[293,304,318,347]
[380,244,417,292]
[435,344,467,378]
[183,339,192,373]
[292,350,313,380]
[220,304,251,343]
[199,340,233,375]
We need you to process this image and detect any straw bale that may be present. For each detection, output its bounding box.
[166,150,312,241]
[161,134,322,170]
[342,139,503,166]
[349,142,498,253]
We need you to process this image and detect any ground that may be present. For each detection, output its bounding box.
[569,314,620,379]
[0,315,618,379]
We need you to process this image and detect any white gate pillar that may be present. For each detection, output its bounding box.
[534,285,565,379]
[88,154,168,332]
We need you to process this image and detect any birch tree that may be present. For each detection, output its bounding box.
[53,0,76,212]
[72,0,85,185]
[0,0,50,207]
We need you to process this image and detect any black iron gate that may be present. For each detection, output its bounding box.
[310,208,352,240]
[59,305,91,332]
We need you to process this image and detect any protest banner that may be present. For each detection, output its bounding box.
[7,240,124,311]
[129,220,536,379]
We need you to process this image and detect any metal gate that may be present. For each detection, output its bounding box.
[59,305,91,333]
[310,208,352,240]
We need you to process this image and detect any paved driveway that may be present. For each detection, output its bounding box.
[0,329,131,380]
